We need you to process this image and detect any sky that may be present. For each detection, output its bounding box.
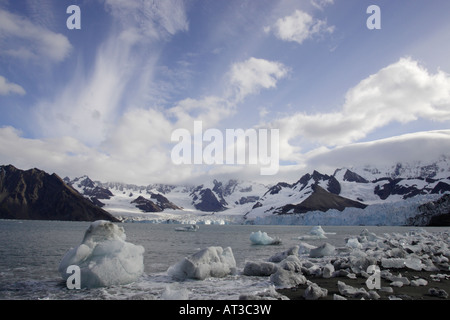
[1,0,450,185]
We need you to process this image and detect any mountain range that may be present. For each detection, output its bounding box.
[62,155,450,225]
[1,155,449,225]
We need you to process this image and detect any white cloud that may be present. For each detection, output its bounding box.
[0,75,25,95]
[102,0,189,42]
[269,57,450,161]
[33,0,190,146]
[304,130,450,172]
[228,57,289,101]
[0,9,71,62]
[311,0,334,11]
[266,10,334,45]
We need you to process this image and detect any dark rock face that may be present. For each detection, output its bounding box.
[264,182,292,196]
[374,178,428,200]
[0,165,119,222]
[150,193,182,210]
[130,196,162,212]
[237,196,259,205]
[294,171,341,195]
[409,194,450,226]
[431,182,450,194]
[343,169,369,183]
[191,188,227,212]
[278,185,367,214]
[130,193,182,212]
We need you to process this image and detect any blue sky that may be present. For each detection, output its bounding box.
[1,0,450,185]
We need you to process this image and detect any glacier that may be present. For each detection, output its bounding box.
[249,230,281,245]
[58,220,145,288]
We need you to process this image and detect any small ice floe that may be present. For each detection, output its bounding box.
[250,230,282,245]
[309,243,336,258]
[58,220,145,289]
[268,246,299,263]
[161,285,190,300]
[270,267,307,288]
[303,282,328,300]
[175,225,199,232]
[410,278,428,287]
[167,246,236,281]
[337,281,371,300]
[243,261,278,277]
[428,287,448,298]
[297,226,335,240]
[346,238,363,249]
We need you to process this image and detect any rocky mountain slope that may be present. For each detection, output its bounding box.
[0,165,119,222]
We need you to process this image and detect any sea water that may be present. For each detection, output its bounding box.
[0,219,448,300]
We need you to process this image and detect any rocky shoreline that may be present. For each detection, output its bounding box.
[241,227,450,300]
[277,269,450,300]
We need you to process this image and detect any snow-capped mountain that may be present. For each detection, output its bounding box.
[64,176,267,218]
[65,155,450,225]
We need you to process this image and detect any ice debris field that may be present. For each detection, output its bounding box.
[59,221,450,299]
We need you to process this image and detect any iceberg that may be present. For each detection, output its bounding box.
[309,243,336,258]
[297,226,333,240]
[243,261,278,276]
[250,230,281,245]
[167,246,236,280]
[58,220,145,289]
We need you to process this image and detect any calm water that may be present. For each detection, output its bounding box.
[0,219,448,300]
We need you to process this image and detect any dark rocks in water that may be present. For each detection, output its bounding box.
[0,164,119,222]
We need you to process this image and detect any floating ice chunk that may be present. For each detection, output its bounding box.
[381,258,406,269]
[322,264,335,279]
[388,274,410,285]
[58,220,145,289]
[161,285,190,300]
[428,287,448,298]
[250,231,281,245]
[243,261,278,276]
[382,257,427,271]
[404,257,426,271]
[167,246,236,280]
[410,279,428,287]
[279,255,302,272]
[359,229,380,242]
[337,281,370,299]
[268,246,299,263]
[304,282,328,300]
[380,287,394,293]
[239,285,289,300]
[298,226,334,240]
[346,238,362,249]
[309,243,335,258]
[269,268,306,288]
[390,281,404,287]
[298,242,316,255]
